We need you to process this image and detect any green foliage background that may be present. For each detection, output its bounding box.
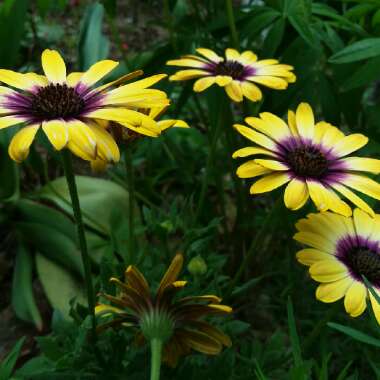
[1,0,380,379]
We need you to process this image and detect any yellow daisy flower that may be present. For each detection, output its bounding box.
[294,209,380,324]
[233,102,380,216]
[0,49,170,162]
[167,48,296,102]
[90,106,189,172]
[96,253,232,367]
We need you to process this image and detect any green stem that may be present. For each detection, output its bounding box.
[225,0,239,49]
[61,150,96,336]
[195,122,222,221]
[125,145,135,264]
[226,197,282,297]
[150,338,163,380]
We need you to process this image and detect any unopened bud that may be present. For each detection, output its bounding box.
[187,255,207,276]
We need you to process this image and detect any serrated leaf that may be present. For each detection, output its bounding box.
[329,38,380,63]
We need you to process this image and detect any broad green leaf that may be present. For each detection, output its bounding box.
[38,176,130,235]
[78,2,110,70]
[0,337,25,380]
[262,17,285,57]
[329,38,380,63]
[241,8,280,42]
[12,244,43,330]
[36,253,86,319]
[16,222,83,277]
[344,3,377,20]
[328,322,380,347]
[0,0,28,68]
[342,56,380,91]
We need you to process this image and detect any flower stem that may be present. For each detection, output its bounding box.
[225,0,239,49]
[226,197,282,298]
[125,145,135,264]
[150,338,163,380]
[61,150,96,336]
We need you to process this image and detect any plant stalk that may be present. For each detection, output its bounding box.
[61,150,96,336]
[225,0,239,49]
[150,338,163,380]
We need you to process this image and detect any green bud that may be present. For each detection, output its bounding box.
[140,309,174,343]
[187,255,207,276]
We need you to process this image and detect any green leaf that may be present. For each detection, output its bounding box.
[35,253,86,319]
[11,244,43,330]
[341,56,380,91]
[241,8,280,42]
[329,38,380,64]
[38,176,130,235]
[286,0,320,48]
[262,17,285,57]
[0,337,25,380]
[287,297,303,368]
[0,130,19,200]
[0,0,28,68]
[78,2,110,70]
[328,322,380,347]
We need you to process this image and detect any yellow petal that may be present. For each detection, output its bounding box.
[233,124,276,150]
[232,146,275,158]
[215,75,232,86]
[166,58,207,68]
[8,125,39,163]
[179,329,222,355]
[256,112,291,140]
[0,115,25,129]
[91,159,108,173]
[66,119,97,160]
[284,178,309,210]
[324,186,352,217]
[318,123,345,148]
[66,72,83,87]
[254,159,288,171]
[342,157,380,174]
[296,248,333,266]
[196,48,223,62]
[307,181,331,212]
[331,134,368,158]
[248,76,288,89]
[157,253,184,298]
[42,119,68,150]
[310,260,349,283]
[250,172,290,194]
[287,110,298,137]
[225,48,240,61]
[293,231,336,253]
[225,81,243,102]
[369,288,380,325]
[236,161,270,178]
[240,50,257,64]
[331,182,374,217]
[193,76,215,92]
[41,49,66,84]
[79,60,118,87]
[344,281,367,317]
[169,69,208,81]
[295,102,314,141]
[316,277,353,303]
[353,208,374,239]
[0,70,38,91]
[88,122,120,163]
[343,174,380,201]
[241,81,262,102]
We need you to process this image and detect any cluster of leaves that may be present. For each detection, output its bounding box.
[1,0,380,379]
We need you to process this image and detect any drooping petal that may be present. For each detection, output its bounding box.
[42,119,68,150]
[66,119,97,160]
[177,329,222,355]
[225,81,243,102]
[41,49,66,84]
[241,81,262,102]
[8,125,40,163]
[284,178,309,210]
[344,281,367,317]
[88,122,120,163]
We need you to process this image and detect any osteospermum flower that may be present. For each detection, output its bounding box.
[0,49,169,162]
[90,106,189,171]
[295,209,380,324]
[233,102,380,216]
[167,48,295,102]
[96,253,232,367]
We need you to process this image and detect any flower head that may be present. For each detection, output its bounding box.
[96,253,232,367]
[167,48,295,102]
[90,106,189,171]
[0,49,170,162]
[233,102,380,216]
[294,209,380,324]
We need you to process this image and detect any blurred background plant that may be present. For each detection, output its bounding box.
[1,0,380,379]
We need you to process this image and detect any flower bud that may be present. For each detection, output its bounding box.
[187,255,207,276]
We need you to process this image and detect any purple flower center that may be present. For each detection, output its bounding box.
[286,146,328,178]
[212,60,245,80]
[30,84,85,120]
[337,236,380,286]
